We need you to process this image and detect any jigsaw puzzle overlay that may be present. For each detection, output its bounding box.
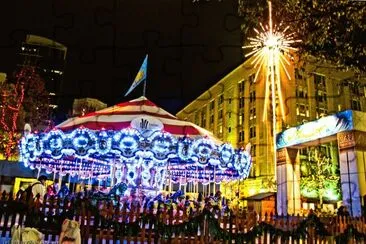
[0,0,357,142]
[0,0,242,113]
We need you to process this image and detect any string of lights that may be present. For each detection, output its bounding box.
[20,126,252,191]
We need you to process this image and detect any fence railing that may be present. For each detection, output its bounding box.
[1,190,366,243]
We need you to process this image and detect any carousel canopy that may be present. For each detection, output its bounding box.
[20,96,252,192]
[58,96,220,143]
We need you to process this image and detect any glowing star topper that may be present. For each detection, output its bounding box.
[243,1,301,121]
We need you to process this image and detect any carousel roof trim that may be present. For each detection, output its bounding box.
[56,96,220,143]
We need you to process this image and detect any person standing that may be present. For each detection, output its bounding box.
[31,175,47,203]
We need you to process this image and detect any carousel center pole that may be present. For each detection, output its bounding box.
[184,170,187,193]
[196,167,198,195]
[213,166,216,194]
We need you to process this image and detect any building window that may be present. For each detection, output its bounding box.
[250,126,256,138]
[238,81,245,93]
[210,114,214,123]
[351,99,361,111]
[295,68,303,80]
[316,90,327,103]
[296,87,308,98]
[228,112,231,118]
[219,125,223,135]
[249,74,255,85]
[229,98,232,104]
[239,114,243,125]
[210,100,215,110]
[218,110,223,120]
[338,104,342,111]
[296,104,309,117]
[316,108,327,118]
[249,163,256,178]
[239,97,244,108]
[218,94,224,105]
[349,81,361,95]
[201,109,206,126]
[250,108,256,120]
[239,131,244,142]
[250,91,256,103]
[314,74,326,87]
[228,127,231,133]
[251,144,256,157]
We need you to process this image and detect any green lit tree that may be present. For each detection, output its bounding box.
[300,147,341,206]
[238,0,366,71]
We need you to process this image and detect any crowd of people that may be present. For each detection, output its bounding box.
[16,175,242,219]
[10,175,358,243]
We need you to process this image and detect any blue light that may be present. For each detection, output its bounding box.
[20,126,253,185]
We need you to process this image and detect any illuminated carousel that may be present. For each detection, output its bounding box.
[20,96,252,195]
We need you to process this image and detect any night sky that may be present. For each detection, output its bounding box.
[0,0,244,115]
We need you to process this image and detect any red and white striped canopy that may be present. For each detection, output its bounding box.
[57,96,220,143]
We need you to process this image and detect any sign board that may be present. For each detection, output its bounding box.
[276,110,353,149]
[130,116,164,137]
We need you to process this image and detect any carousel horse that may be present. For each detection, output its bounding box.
[164,190,184,205]
[146,193,164,209]
[57,185,70,198]
[59,219,81,244]
[11,225,43,244]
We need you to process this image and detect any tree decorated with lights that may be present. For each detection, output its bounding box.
[300,147,341,206]
[0,67,49,159]
[238,0,366,71]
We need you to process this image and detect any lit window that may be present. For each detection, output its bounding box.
[250,126,256,138]
[250,108,256,120]
[314,74,326,87]
[351,99,361,111]
[338,104,342,111]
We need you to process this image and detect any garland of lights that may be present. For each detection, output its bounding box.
[20,127,252,187]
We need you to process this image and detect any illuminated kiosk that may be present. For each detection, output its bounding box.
[20,96,252,195]
[276,110,366,217]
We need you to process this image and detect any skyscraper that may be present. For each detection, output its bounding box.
[17,34,67,110]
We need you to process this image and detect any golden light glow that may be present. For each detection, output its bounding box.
[243,1,301,121]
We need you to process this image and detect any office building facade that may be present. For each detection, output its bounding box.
[177,56,366,198]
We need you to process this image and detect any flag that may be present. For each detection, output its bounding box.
[125,55,148,96]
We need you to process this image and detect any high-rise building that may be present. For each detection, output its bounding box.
[176,56,366,198]
[17,34,67,110]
